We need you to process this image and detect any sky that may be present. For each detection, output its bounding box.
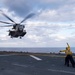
[0,0,75,47]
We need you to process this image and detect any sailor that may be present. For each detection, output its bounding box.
[60,43,75,67]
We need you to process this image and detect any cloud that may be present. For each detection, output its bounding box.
[2,0,40,17]
[0,34,9,40]
[27,34,43,43]
[0,8,23,22]
[37,7,75,22]
[1,0,75,22]
[0,0,75,47]
[0,0,67,16]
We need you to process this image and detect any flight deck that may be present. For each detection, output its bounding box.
[0,54,75,75]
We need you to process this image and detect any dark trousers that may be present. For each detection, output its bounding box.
[65,56,68,65]
[65,55,75,67]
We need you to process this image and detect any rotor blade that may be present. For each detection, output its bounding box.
[0,11,16,24]
[20,13,35,23]
[0,25,13,27]
[0,21,13,24]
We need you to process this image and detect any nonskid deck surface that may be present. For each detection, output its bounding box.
[0,54,75,75]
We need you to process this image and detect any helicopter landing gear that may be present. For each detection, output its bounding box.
[20,36,22,39]
[11,36,13,38]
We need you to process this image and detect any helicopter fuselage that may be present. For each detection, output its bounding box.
[9,24,26,38]
[9,29,26,39]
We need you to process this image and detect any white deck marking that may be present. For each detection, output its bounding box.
[12,63,28,68]
[30,55,42,61]
[48,69,75,74]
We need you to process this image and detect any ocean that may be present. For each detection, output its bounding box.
[0,47,75,53]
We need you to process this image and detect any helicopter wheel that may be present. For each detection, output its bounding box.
[20,36,22,39]
[11,36,13,38]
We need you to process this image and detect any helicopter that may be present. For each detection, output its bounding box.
[0,10,35,39]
